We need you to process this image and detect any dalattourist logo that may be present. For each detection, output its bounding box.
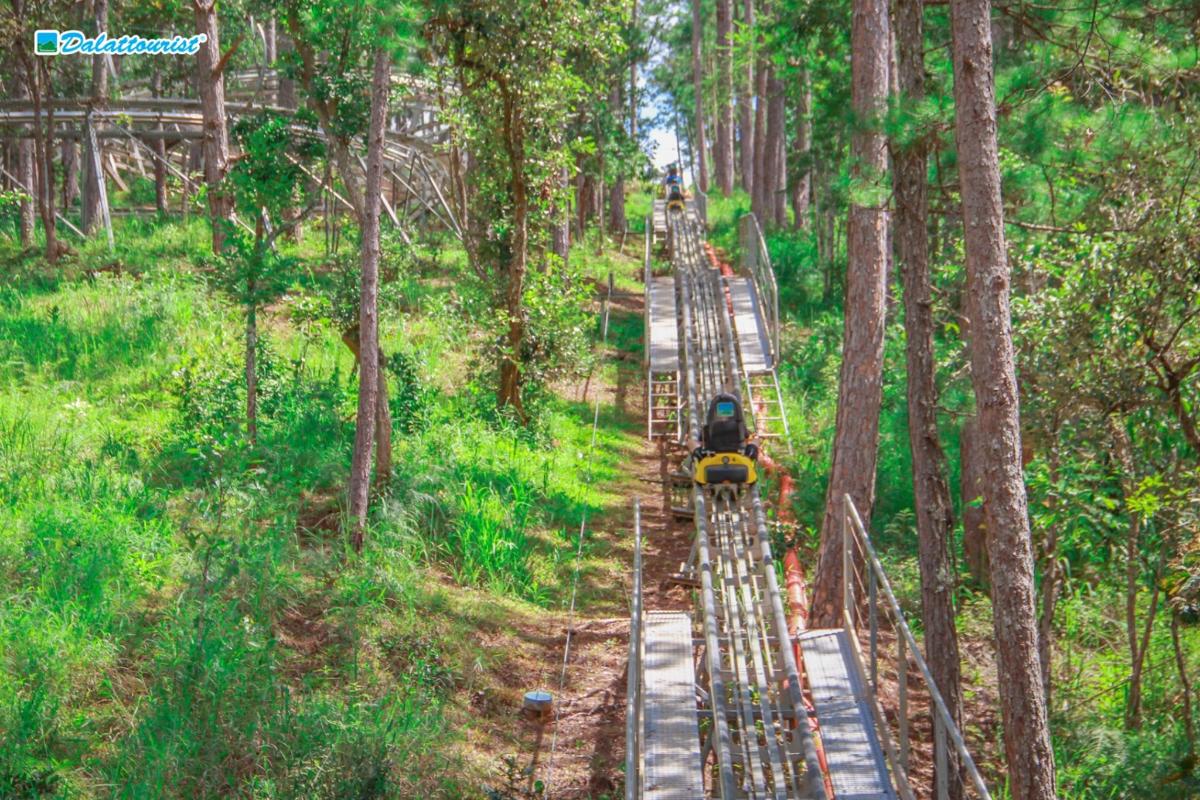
[34,30,207,56]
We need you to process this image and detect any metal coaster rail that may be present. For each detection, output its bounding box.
[629,200,994,800]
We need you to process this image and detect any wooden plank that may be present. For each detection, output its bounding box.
[799,628,897,800]
[648,277,680,372]
[727,276,773,372]
[642,611,705,800]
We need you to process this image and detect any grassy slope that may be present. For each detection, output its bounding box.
[0,216,645,799]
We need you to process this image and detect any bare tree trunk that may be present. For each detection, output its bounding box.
[596,140,606,253]
[264,16,277,64]
[81,0,108,234]
[497,82,530,419]
[790,71,812,230]
[277,31,297,110]
[761,67,784,228]
[960,415,990,588]
[348,48,390,550]
[16,82,35,247]
[951,1,1056,795]
[246,298,258,443]
[765,69,786,227]
[1172,613,1196,759]
[60,140,78,210]
[630,0,639,140]
[690,0,710,193]
[738,0,755,192]
[751,54,768,218]
[895,2,962,795]
[609,85,626,234]
[21,55,58,263]
[1125,538,1161,732]
[1110,415,1159,731]
[553,164,570,264]
[714,0,735,195]
[151,72,168,215]
[774,130,787,226]
[810,0,891,628]
[1037,444,1061,706]
[375,349,392,488]
[193,0,232,254]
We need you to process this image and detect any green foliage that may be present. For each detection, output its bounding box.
[0,208,643,794]
[425,0,625,414]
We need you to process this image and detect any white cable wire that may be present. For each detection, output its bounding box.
[542,280,614,797]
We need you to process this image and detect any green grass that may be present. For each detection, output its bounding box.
[0,215,645,797]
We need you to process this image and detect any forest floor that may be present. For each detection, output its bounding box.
[457,233,706,797]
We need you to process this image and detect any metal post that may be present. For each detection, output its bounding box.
[935,712,948,800]
[86,112,114,252]
[898,631,909,772]
[842,496,853,630]
[843,497,994,799]
[869,567,878,693]
[625,499,642,800]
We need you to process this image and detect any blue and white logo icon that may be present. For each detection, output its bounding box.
[35,29,59,55]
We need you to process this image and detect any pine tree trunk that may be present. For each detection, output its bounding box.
[960,415,990,587]
[375,349,392,488]
[277,31,298,110]
[553,164,570,264]
[790,71,812,230]
[151,73,168,215]
[17,132,35,247]
[193,0,232,254]
[738,0,755,192]
[774,130,787,226]
[1038,445,1061,706]
[810,0,891,628]
[630,0,639,140]
[246,300,258,444]
[497,82,529,418]
[82,0,108,234]
[714,0,735,195]
[690,0,710,193]
[751,56,768,218]
[764,69,785,227]
[60,141,79,210]
[761,67,784,227]
[25,59,58,263]
[895,1,963,795]
[950,1,1056,795]
[609,85,626,234]
[348,48,390,549]
[1172,614,1196,759]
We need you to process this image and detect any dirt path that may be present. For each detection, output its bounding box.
[527,273,694,798]
[461,247,700,798]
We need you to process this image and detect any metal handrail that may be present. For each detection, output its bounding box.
[643,216,652,439]
[841,494,993,800]
[738,213,781,367]
[624,499,643,800]
[643,215,651,372]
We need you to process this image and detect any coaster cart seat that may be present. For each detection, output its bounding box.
[693,393,758,486]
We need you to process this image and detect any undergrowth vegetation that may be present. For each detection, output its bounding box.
[702,191,1199,798]
[0,214,640,798]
